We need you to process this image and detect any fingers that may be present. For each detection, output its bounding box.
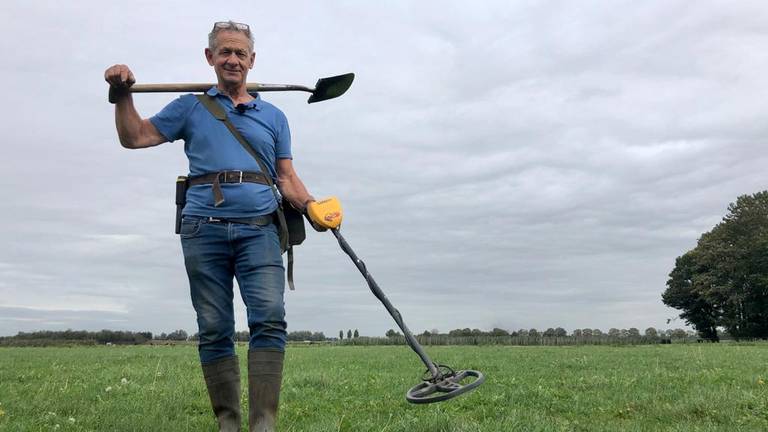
[104,64,136,88]
[311,221,328,232]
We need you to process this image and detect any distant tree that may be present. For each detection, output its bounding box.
[671,328,688,339]
[347,330,352,339]
[608,328,620,337]
[490,328,509,337]
[517,329,529,337]
[593,329,604,336]
[385,329,400,338]
[662,252,719,340]
[572,329,583,338]
[167,329,188,341]
[581,328,593,337]
[288,331,313,341]
[353,329,359,338]
[448,328,473,337]
[543,328,556,337]
[339,330,343,340]
[644,327,658,338]
[554,327,568,337]
[662,191,768,340]
[528,328,540,337]
[628,328,640,337]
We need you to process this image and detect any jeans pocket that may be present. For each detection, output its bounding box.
[180,217,203,238]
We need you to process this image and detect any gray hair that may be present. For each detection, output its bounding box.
[208,20,254,53]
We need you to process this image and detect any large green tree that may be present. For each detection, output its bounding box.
[662,191,768,340]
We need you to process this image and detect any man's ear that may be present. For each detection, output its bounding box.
[205,48,214,66]
[249,51,255,69]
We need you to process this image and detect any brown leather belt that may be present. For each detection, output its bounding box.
[201,215,275,226]
[187,170,270,207]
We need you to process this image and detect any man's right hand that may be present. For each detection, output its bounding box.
[104,64,136,103]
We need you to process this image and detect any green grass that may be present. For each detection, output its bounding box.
[0,344,766,431]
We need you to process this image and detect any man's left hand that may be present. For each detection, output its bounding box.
[306,197,343,231]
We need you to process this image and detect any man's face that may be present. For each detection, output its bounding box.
[205,30,255,87]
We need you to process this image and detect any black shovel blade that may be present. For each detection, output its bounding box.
[308,73,355,103]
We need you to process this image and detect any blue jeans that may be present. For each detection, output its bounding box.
[180,216,286,364]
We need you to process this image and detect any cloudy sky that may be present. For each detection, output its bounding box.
[1,1,766,338]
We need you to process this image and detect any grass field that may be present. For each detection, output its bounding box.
[0,343,766,431]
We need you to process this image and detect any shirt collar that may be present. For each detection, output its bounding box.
[206,86,262,111]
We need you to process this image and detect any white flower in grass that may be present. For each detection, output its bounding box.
[68,417,76,423]
[121,378,129,385]
[105,386,112,392]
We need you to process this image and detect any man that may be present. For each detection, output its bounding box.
[105,21,321,432]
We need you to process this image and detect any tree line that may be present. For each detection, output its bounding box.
[0,329,328,346]
[337,327,699,347]
[382,327,692,340]
[0,326,695,347]
[0,329,155,346]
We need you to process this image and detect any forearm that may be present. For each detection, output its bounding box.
[277,171,314,212]
[114,94,146,148]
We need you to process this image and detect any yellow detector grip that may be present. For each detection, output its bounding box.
[306,197,343,230]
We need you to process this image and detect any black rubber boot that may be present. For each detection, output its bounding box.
[248,349,284,432]
[202,356,242,432]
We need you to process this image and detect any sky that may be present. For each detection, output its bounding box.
[1,1,766,338]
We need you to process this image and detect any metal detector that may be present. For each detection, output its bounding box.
[307,198,485,403]
[108,73,355,104]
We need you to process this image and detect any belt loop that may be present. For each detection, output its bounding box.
[212,172,225,207]
[238,170,243,183]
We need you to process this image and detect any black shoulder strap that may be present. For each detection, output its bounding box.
[196,94,275,186]
[196,93,297,290]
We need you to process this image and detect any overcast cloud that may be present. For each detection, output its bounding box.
[1,1,766,338]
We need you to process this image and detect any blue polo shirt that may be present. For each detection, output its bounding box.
[150,87,292,218]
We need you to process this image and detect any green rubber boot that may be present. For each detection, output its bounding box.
[248,349,284,432]
[202,356,242,432]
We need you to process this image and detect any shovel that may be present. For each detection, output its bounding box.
[108,73,354,104]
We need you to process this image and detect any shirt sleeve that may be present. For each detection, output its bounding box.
[149,95,196,142]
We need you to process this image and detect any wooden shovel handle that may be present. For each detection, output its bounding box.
[108,83,312,103]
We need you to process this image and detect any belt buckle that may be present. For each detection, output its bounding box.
[223,170,244,184]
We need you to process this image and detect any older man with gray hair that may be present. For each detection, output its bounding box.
[105,20,323,431]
